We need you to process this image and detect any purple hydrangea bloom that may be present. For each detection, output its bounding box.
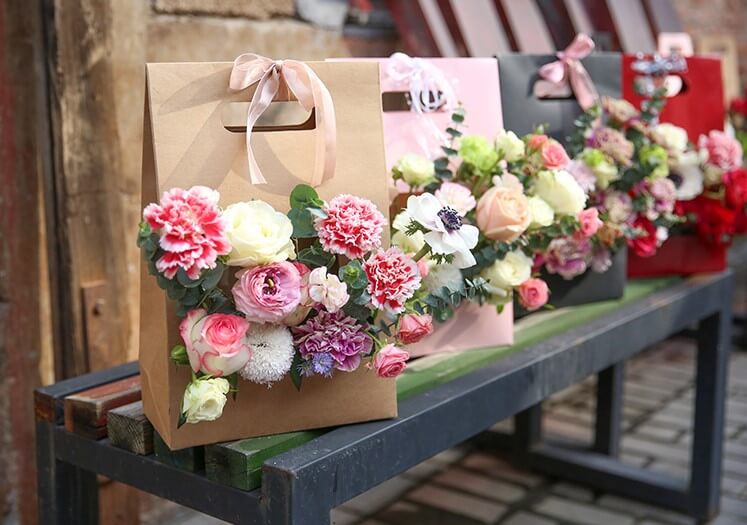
[293,310,372,373]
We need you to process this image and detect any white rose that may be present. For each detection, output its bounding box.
[527,196,554,228]
[653,123,689,155]
[307,267,349,313]
[534,170,587,215]
[495,129,525,162]
[592,160,619,190]
[392,229,425,254]
[182,378,230,424]
[480,250,532,302]
[395,153,436,187]
[223,201,295,267]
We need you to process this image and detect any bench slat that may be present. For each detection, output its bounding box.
[63,375,142,439]
[107,400,154,455]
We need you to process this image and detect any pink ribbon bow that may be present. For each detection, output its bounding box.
[229,54,336,186]
[386,52,457,113]
[534,34,599,110]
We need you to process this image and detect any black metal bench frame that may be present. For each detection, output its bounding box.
[35,271,733,524]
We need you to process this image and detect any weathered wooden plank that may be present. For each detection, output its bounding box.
[64,375,142,439]
[107,401,154,456]
[153,432,205,472]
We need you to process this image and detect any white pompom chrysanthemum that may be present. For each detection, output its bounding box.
[239,324,295,386]
[423,263,463,295]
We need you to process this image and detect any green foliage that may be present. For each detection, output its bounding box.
[288,184,324,238]
[170,344,190,366]
[297,241,336,269]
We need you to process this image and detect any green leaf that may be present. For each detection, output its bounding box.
[288,207,317,238]
[297,242,335,269]
[434,157,449,170]
[227,372,239,401]
[353,290,371,306]
[201,264,224,291]
[175,302,192,318]
[170,344,190,366]
[167,284,187,301]
[290,352,304,391]
[445,127,462,138]
[338,260,368,290]
[290,184,322,209]
[342,301,371,323]
[451,111,465,123]
[177,268,203,288]
[177,410,187,429]
[441,146,458,156]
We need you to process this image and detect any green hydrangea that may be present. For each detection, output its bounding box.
[459,135,499,172]
[639,144,669,179]
[580,148,606,168]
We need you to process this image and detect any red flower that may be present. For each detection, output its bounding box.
[691,196,736,245]
[723,168,747,210]
[730,96,747,118]
[627,217,658,258]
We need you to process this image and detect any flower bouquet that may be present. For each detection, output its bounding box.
[139,184,432,428]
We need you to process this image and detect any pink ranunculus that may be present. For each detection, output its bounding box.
[528,134,549,150]
[518,278,549,312]
[143,186,231,279]
[372,344,409,378]
[541,141,571,169]
[363,247,421,314]
[315,194,386,259]
[700,130,743,171]
[576,208,603,239]
[232,262,302,324]
[398,313,434,345]
[179,308,252,376]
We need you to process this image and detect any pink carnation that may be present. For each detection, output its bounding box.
[700,130,743,171]
[315,194,386,259]
[575,208,603,239]
[541,141,570,169]
[143,186,230,279]
[363,247,421,314]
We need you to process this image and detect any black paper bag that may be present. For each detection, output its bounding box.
[497,53,622,140]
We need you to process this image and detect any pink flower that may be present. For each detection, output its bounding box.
[518,278,549,312]
[528,134,549,150]
[363,247,421,314]
[415,258,430,279]
[699,130,743,171]
[179,309,251,376]
[647,178,676,217]
[567,160,597,193]
[307,267,349,313]
[398,313,433,345]
[541,141,570,169]
[294,310,372,373]
[435,182,476,215]
[576,208,603,239]
[372,344,409,378]
[544,237,592,279]
[232,262,302,324]
[143,186,231,279]
[590,127,634,166]
[315,194,386,259]
[476,174,531,242]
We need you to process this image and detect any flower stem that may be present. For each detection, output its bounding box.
[413,245,431,262]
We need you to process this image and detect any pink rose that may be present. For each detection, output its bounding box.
[232,262,302,323]
[541,141,570,169]
[528,134,549,150]
[415,258,430,279]
[476,184,531,242]
[179,309,252,376]
[398,313,434,345]
[372,344,409,378]
[576,208,603,239]
[700,130,743,171]
[518,278,549,312]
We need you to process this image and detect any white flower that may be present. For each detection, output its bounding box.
[495,129,525,162]
[704,164,723,186]
[307,267,349,313]
[656,226,669,246]
[423,263,463,294]
[182,378,230,424]
[435,181,476,215]
[527,196,554,228]
[652,123,689,157]
[239,325,295,386]
[392,229,425,254]
[534,170,587,215]
[395,153,436,187]
[406,193,479,269]
[392,209,413,231]
[480,250,532,303]
[670,151,704,201]
[223,201,295,267]
[604,191,634,223]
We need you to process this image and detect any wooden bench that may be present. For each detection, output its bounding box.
[35,273,733,524]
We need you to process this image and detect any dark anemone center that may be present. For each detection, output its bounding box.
[668,172,683,188]
[437,207,463,232]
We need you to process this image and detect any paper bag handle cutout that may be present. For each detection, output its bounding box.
[229,53,336,186]
[221,101,315,132]
[629,53,689,98]
[533,33,599,109]
[383,52,457,114]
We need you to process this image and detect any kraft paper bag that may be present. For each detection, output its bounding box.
[139,60,396,449]
[497,52,622,140]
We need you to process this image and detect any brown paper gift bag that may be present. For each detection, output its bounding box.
[139,59,396,450]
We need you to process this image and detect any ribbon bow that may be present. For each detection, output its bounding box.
[229,54,336,186]
[386,52,457,113]
[534,34,598,110]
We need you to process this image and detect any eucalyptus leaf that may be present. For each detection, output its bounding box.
[201,264,224,291]
[290,184,322,209]
[177,268,203,288]
[288,207,317,238]
[290,352,304,391]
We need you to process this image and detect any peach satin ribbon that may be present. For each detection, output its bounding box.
[229,54,336,186]
[533,34,599,110]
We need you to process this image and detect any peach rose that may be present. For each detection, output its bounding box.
[372,344,409,378]
[476,175,531,242]
[541,141,570,169]
[398,313,433,344]
[518,278,549,312]
[528,134,549,150]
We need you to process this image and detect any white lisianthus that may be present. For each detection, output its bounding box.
[526,196,554,228]
[223,201,295,267]
[592,160,619,189]
[652,123,689,157]
[395,153,436,187]
[182,377,230,424]
[392,229,425,254]
[534,170,587,215]
[307,267,349,313]
[480,250,532,303]
[495,129,525,162]
[423,263,463,294]
[392,209,413,231]
[239,325,295,386]
[406,193,479,269]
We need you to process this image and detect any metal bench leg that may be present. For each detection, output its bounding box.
[36,421,99,525]
[593,363,625,457]
[690,309,731,519]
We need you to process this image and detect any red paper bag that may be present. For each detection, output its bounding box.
[622,55,725,140]
[627,235,727,277]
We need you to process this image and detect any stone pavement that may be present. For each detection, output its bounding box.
[148,335,747,525]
